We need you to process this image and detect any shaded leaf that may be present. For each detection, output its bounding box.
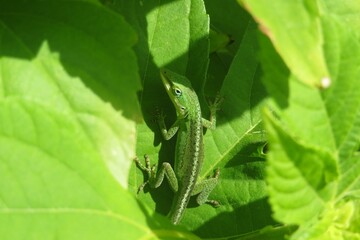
[0,1,172,238]
[0,0,141,187]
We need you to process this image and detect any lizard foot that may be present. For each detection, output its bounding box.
[134,154,157,194]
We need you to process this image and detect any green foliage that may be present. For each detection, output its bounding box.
[0,0,359,239]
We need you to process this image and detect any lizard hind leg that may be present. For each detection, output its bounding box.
[134,154,179,193]
[192,169,220,207]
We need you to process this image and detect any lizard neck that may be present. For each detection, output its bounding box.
[183,90,202,121]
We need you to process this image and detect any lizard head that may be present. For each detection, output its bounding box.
[160,68,196,118]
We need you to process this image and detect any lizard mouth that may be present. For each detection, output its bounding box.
[160,69,172,92]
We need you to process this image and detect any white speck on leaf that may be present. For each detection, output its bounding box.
[321,77,331,89]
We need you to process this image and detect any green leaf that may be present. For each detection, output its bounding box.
[0,99,151,239]
[128,5,271,235]
[321,16,360,169]
[320,0,360,35]
[204,0,251,54]
[0,0,141,120]
[347,200,360,238]
[290,201,359,240]
[2,0,357,239]
[337,154,360,200]
[0,0,178,238]
[112,1,216,236]
[256,1,360,239]
[209,28,232,54]
[240,0,330,88]
[264,110,338,224]
[204,0,251,97]
[0,0,142,187]
[186,0,210,93]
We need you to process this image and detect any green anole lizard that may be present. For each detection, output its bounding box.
[135,68,222,225]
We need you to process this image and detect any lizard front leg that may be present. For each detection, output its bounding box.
[202,93,223,130]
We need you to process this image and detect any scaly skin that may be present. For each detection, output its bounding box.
[135,68,222,225]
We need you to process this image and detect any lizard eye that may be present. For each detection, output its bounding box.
[174,88,182,96]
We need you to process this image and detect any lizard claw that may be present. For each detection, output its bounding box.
[137,180,149,194]
[208,92,224,112]
[154,107,166,122]
[214,168,220,179]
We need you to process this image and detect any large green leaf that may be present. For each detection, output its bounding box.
[264,110,338,224]
[110,0,217,236]
[0,0,141,187]
[320,0,360,35]
[183,21,269,237]
[256,1,360,239]
[0,100,150,239]
[204,0,252,97]
[114,0,210,212]
[120,0,272,234]
[0,0,185,238]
